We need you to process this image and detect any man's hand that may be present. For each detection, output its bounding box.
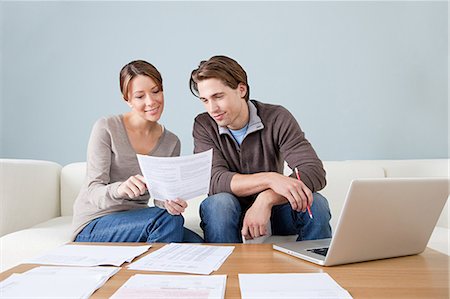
[267,173,313,212]
[164,199,188,215]
[117,174,147,198]
[241,191,273,240]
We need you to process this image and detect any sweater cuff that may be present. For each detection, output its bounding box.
[216,171,237,194]
[154,199,166,209]
[109,181,124,200]
[289,171,314,192]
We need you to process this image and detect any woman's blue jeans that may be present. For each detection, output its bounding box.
[75,207,203,243]
[200,192,332,243]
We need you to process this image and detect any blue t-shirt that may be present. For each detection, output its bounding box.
[229,124,249,145]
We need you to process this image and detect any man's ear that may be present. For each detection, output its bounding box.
[238,82,248,99]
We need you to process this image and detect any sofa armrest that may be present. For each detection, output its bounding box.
[60,162,86,216]
[0,159,62,237]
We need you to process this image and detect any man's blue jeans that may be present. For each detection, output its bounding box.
[75,207,203,243]
[200,192,332,243]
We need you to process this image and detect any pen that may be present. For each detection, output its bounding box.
[294,167,313,219]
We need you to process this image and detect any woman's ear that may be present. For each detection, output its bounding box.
[125,99,133,108]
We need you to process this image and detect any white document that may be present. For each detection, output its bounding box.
[137,149,212,201]
[110,274,227,299]
[0,266,119,299]
[242,222,272,244]
[25,244,151,266]
[137,149,212,200]
[128,243,234,275]
[239,273,352,299]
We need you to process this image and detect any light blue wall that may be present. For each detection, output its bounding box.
[1,1,448,165]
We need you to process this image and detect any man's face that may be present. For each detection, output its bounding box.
[197,78,248,130]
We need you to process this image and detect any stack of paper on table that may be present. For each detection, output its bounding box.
[0,266,119,299]
[110,274,227,299]
[239,273,352,299]
[128,243,234,274]
[25,244,151,266]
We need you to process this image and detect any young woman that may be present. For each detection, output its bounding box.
[72,60,203,243]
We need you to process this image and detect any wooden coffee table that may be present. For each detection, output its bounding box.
[1,243,448,298]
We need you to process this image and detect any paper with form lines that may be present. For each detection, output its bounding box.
[239,273,352,299]
[110,274,227,299]
[128,243,234,275]
[137,149,212,201]
[0,266,119,299]
[25,244,151,266]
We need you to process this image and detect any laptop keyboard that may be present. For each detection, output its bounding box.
[307,247,329,256]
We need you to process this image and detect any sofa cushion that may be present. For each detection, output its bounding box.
[0,216,72,271]
[371,159,449,178]
[182,195,205,236]
[0,159,61,237]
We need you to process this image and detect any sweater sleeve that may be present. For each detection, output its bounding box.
[276,107,326,192]
[85,118,126,209]
[171,138,181,157]
[193,116,236,195]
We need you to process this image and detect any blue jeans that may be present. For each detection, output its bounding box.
[75,207,203,243]
[200,192,332,243]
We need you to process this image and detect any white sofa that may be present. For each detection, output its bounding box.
[0,158,448,271]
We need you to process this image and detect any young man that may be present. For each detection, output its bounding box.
[190,55,332,243]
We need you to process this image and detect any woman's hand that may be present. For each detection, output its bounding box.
[164,199,188,215]
[117,174,147,199]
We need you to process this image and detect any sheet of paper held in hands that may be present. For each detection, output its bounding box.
[137,149,212,201]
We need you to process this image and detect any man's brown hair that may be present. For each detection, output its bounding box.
[190,55,250,101]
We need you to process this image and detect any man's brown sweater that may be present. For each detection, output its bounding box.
[193,100,326,207]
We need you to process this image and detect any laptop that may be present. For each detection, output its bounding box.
[273,177,449,266]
